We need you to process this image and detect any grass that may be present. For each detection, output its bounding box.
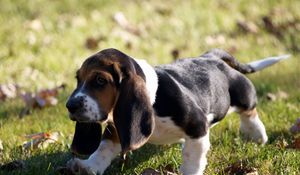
[0,0,300,174]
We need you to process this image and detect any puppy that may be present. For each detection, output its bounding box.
[66,48,289,175]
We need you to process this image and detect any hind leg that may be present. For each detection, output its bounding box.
[229,75,268,144]
[238,108,268,144]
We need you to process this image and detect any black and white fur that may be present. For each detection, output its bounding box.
[66,48,289,175]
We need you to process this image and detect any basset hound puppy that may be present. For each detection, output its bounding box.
[65,48,289,175]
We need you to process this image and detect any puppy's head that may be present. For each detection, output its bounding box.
[67,48,154,154]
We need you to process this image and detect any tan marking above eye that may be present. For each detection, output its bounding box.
[92,71,114,82]
[78,69,113,85]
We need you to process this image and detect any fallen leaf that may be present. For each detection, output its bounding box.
[85,36,106,50]
[290,118,300,134]
[205,34,226,46]
[0,160,25,171]
[262,14,300,39]
[274,138,289,149]
[262,16,283,39]
[266,91,289,101]
[113,12,141,36]
[111,28,138,45]
[223,161,258,175]
[20,84,66,117]
[24,19,43,31]
[22,131,61,150]
[0,83,19,101]
[227,45,238,55]
[155,5,172,16]
[171,48,180,60]
[277,91,289,99]
[266,93,277,101]
[287,103,298,111]
[71,15,87,27]
[237,20,258,34]
[125,41,133,50]
[85,37,98,50]
[286,137,300,150]
[161,164,178,175]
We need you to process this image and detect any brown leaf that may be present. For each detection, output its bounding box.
[0,160,25,171]
[161,164,178,175]
[262,16,283,39]
[20,84,66,117]
[290,118,300,134]
[155,6,172,16]
[22,131,61,150]
[262,13,300,40]
[85,35,106,50]
[125,41,133,50]
[225,45,238,55]
[274,138,289,149]
[287,137,300,150]
[224,161,258,175]
[85,37,99,50]
[171,49,180,60]
[237,20,258,34]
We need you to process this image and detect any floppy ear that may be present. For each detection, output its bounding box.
[113,72,154,154]
[71,122,102,156]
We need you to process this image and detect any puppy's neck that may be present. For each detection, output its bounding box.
[134,59,158,105]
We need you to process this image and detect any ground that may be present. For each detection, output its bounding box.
[0,0,299,174]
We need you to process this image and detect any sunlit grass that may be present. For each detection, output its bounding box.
[0,0,299,174]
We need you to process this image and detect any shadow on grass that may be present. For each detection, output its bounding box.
[104,143,173,175]
[267,129,294,144]
[0,101,24,120]
[0,144,172,175]
[0,151,72,175]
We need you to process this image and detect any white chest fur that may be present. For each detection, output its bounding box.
[149,117,185,145]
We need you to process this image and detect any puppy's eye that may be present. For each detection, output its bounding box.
[96,76,107,86]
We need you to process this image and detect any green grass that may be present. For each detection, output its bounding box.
[0,0,300,174]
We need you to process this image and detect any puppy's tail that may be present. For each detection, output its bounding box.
[202,49,290,74]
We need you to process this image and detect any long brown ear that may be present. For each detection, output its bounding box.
[113,72,154,154]
[71,122,102,156]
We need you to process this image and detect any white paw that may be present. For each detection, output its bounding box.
[240,117,268,144]
[66,158,98,175]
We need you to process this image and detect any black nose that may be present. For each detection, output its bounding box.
[66,97,83,114]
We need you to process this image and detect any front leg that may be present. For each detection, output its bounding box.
[67,124,121,175]
[180,131,210,175]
